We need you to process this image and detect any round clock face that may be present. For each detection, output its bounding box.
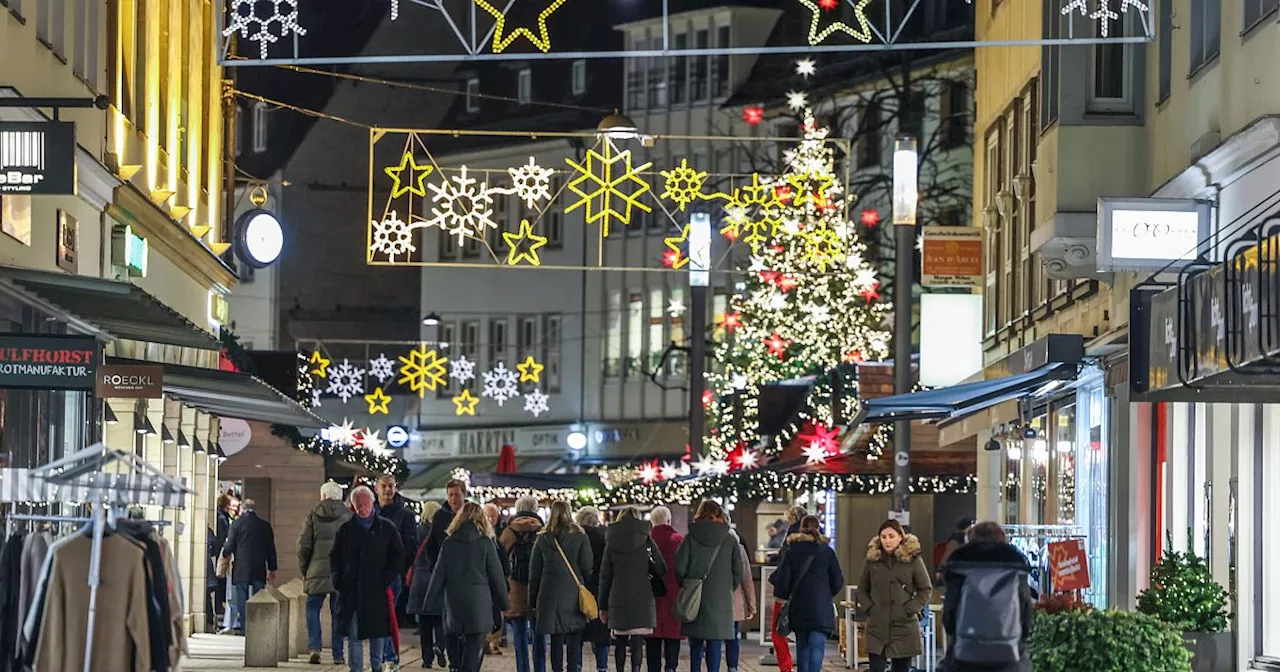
[238,211,283,267]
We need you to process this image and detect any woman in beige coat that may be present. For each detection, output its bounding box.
[727,528,756,672]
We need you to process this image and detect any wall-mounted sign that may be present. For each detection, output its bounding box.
[920,294,982,387]
[56,210,78,273]
[921,226,983,287]
[386,425,410,449]
[111,224,149,277]
[95,363,163,398]
[0,121,77,194]
[219,418,252,456]
[1047,539,1091,592]
[210,293,230,326]
[404,425,566,462]
[234,209,284,268]
[0,334,97,390]
[1097,197,1211,272]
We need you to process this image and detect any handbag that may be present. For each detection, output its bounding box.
[647,545,667,598]
[774,556,815,637]
[215,554,231,579]
[553,538,599,620]
[673,538,724,623]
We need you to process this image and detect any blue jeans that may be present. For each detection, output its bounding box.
[382,576,403,662]
[347,613,388,672]
[725,623,740,670]
[512,617,547,672]
[306,593,344,658]
[232,581,265,631]
[689,638,723,672]
[794,632,826,672]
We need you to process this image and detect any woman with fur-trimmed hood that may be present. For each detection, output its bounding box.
[855,520,933,672]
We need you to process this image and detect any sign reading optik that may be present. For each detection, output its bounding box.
[0,121,77,195]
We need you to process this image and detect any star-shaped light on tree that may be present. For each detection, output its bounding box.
[861,209,881,227]
[743,105,765,126]
[777,275,800,292]
[860,282,882,304]
[765,332,790,359]
[693,453,720,477]
[786,91,809,111]
[801,422,842,464]
[796,58,817,78]
[702,389,715,408]
[818,0,839,9]
[844,350,866,363]
[718,311,742,332]
[668,297,687,317]
[638,459,661,484]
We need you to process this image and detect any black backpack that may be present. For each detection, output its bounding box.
[510,530,538,584]
[952,565,1027,665]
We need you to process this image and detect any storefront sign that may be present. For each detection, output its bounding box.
[920,294,982,387]
[218,418,252,456]
[0,334,97,390]
[1097,198,1211,271]
[1047,539,1091,592]
[404,425,566,462]
[95,363,163,398]
[985,334,1086,378]
[111,225,148,277]
[584,422,688,460]
[921,227,983,287]
[0,121,77,194]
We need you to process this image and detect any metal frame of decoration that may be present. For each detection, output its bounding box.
[219,0,1152,66]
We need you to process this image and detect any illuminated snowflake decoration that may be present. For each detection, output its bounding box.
[1062,0,1147,37]
[482,362,520,406]
[449,355,477,384]
[310,388,323,408]
[803,228,844,272]
[427,166,497,244]
[806,304,832,323]
[524,389,550,417]
[507,157,555,209]
[370,211,416,262]
[398,346,449,397]
[368,354,395,384]
[660,159,709,212]
[222,0,308,60]
[326,359,366,403]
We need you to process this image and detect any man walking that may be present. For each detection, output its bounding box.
[376,474,419,667]
[331,485,405,672]
[299,481,353,665]
[219,498,278,635]
[424,479,467,672]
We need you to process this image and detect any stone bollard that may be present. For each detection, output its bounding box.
[265,584,292,662]
[279,579,309,659]
[244,590,281,667]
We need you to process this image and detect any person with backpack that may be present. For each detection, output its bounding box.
[940,522,1032,672]
[855,520,932,672]
[674,501,743,672]
[528,501,594,672]
[500,496,547,672]
[598,506,666,672]
[770,516,843,672]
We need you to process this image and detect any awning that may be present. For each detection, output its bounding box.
[111,358,326,428]
[851,363,1078,425]
[0,266,220,350]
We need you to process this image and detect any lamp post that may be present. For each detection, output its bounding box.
[891,134,918,520]
[688,211,712,455]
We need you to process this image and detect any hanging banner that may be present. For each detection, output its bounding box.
[1047,538,1091,592]
[921,227,983,287]
[0,334,98,390]
[0,121,77,195]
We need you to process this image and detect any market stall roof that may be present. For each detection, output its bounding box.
[403,457,567,495]
[757,376,817,436]
[850,363,1077,426]
[0,266,220,350]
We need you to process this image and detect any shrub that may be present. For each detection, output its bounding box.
[1029,610,1191,672]
[1136,543,1229,632]
[1034,592,1094,615]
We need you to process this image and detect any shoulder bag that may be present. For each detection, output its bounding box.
[647,542,667,598]
[774,556,815,637]
[673,538,724,623]
[553,537,599,620]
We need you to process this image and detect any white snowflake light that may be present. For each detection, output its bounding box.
[326,359,366,403]
[482,362,520,406]
[524,389,550,417]
[223,0,308,60]
[449,355,478,383]
[427,166,497,244]
[786,91,809,111]
[310,389,322,408]
[507,157,555,209]
[369,354,396,384]
[795,58,817,78]
[371,211,416,262]
[804,441,831,465]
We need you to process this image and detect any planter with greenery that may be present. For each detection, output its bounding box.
[1137,544,1231,672]
[1029,609,1191,672]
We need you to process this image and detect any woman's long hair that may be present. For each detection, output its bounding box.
[541,500,583,535]
[694,500,726,522]
[446,501,495,538]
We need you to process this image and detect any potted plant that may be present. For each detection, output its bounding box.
[1029,609,1191,672]
[1137,543,1231,672]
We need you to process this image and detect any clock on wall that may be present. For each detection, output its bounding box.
[233,208,284,268]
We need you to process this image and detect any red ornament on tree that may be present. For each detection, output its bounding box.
[718,311,743,332]
[775,186,795,203]
[702,389,715,408]
[860,209,881,227]
[777,274,800,292]
[760,270,780,286]
[800,421,842,454]
[743,105,765,126]
[765,332,790,359]
[859,281,882,304]
[843,350,866,363]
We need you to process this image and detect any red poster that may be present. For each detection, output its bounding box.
[1048,539,1091,592]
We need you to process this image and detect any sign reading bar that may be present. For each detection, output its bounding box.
[96,364,163,398]
[1097,198,1211,272]
[0,334,97,390]
[0,121,77,195]
[1047,539,1091,592]
[921,227,983,287]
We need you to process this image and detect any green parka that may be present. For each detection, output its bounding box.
[856,534,933,659]
[423,520,511,635]
[674,521,743,641]
[529,530,594,635]
[598,516,667,632]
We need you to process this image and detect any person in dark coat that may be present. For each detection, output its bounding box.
[856,520,933,672]
[770,516,845,672]
[501,497,547,672]
[208,493,232,629]
[935,517,975,584]
[298,481,354,665]
[675,501,743,672]
[645,506,683,672]
[769,506,807,672]
[484,503,511,656]
[425,479,468,672]
[425,502,512,672]
[376,475,419,666]
[529,501,594,672]
[940,522,1032,672]
[600,507,666,672]
[408,501,444,666]
[330,485,405,672]
[575,507,609,672]
[219,498,278,635]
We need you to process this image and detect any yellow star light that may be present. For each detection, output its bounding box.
[502,219,549,266]
[788,171,835,208]
[384,151,434,199]
[565,148,654,237]
[516,355,545,383]
[474,0,570,53]
[796,0,873,45]
[309,350,331,378]
[664,225,692,270]
[453,388,481,416]
[364,387,392,415]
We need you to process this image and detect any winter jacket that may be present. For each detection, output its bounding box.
[377,493,420,573]
[528,530,593,635]
[940,541,1033,672]
[499,512,544,618]
[220,511,278,585]
[856,534,932,659]
[599,516,667,632]
[770,533,844,636]
[425,502,456,568]
[298,499,353,595]
[650,524,684,640]
[329,515,405,640]
[407,536,433,615]
[424,521,511,635]
[581,524,610,645]
[674,521,743,641]
[730,530,757,623]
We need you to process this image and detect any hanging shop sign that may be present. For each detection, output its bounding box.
[1096,198,1211,272]
[95,363,163,398]
[0,121,76,195]
[218,418,252,456]
[984,334,1086,379]
[1047,538,1091,592]
[0,334,98,390]
[404,425,567,462]
[920,294,983,387]
[386,425,410,449]
[921,226,983,287]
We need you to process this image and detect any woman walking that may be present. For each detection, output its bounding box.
[645,507,683,672]
[940,522,1032,672]
[674,501,743,672]
[726,527,756,672]
[599,507,666,672]
[501,497,547,672]
[529,501,594,672]
[577,507,610,672]
[424,502,511,672]
[408,502,445,668]
[856,520,932,672]
[770,516,844,672]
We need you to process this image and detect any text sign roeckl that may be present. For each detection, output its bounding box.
[1047,538,1091,592]
[921,226,983,287]
[0,121,77,195]
[0,334,98,390]
[96,364,164,398]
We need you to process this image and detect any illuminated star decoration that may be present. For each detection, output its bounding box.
[364,387,392,415]
[916,234,925,252]
[859,281,882,304]
[638,460,661,484]
[659,461,685,481]
[449,355,477,383]
[516,355,545,383]
[309,350,331,378]
[660,159,709,212]
[786,90,809,111]
[742,105,765,126]
[663,225,692,269]
[474,0,571,53]
[861,209,881,227]
[702,389,715,408]
[384,151,434,199]
[398,346,449,397]
[693,453,719,477]
[803,441,832,465]
[507,157,555,209]
[765,332,790,359]
[427,166,498,245]
[324,419,359,446]
[524,389,550,417]
[564,148,654,237]
[360,430,388,456]
[796,0,873,44]
[453,388,481,416]
[668,297,687,317]
[795,58,817,77]
[718,311,742,332]
[503,219,549,266]
[802,422,842,464]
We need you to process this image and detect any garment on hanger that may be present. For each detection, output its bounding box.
[0,532,27,672]
[18,529,51,629]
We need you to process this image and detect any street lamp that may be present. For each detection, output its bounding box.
[891,134,919,522]
[597,110,640,141]
[687,212,711,455]
[893,136,919,226]
[422,312,441,327]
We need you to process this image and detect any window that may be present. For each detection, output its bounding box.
[899,90,928,140]
[712,25,731,98]
[1158,0,1172,102]
[571,60,587,95]
[667,286,686,377]
[234,105,243,157]
[57,210,78,273]
[1088,13,1132,112]
[1260,406,1280,660]
[73,0,97,84]
[1245,0,1280,29]
[626,291,644,378]
[670,33,688,105]
[1040,0,1061,130]
[546,176,563,247]
[855,101,882,168]
[517,69,532,105]
[465,78,480,113]
[252,102,268,153]
[461,321,480,389]
[940,80,970,149]
[605,290,622,378]
[1006,113,1023,321]
[490,195,509,251]
[691,30,709,101]
[983,131,1000,336]
[542,314,562,392]
[518,316,538,360]
[628,39,647,110]
[488,318,508,366]
[439,227,458,259]
[0,196,32,246]
[648,287,665,372]
[648,40,667,108]
[35,0,51,47]
[1189,0,1220,74]
[437,323,457,398]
